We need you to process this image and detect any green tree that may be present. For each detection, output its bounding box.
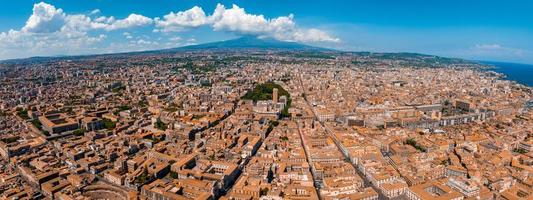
[73,129,86,136]
[155,118,167,131]
[102,119,116,130]
[260,188,269,196]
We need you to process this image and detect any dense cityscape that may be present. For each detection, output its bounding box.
[0,48,531,200]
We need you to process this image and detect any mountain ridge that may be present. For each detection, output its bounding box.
[0,36,333,64]
[0,37,476,65]
[173,36,331,51]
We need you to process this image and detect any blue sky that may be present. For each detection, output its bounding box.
[1,0,532,64]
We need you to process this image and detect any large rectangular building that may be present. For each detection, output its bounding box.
[38,113,79,134]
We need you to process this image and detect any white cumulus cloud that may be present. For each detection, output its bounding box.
[21,2,152,34]
[155,6,209,32]
[22,2,66,33]
[0,2,154,59]
[156,3,339,43]
[104,14,153,31]
[211,4,277,34]
[0,29,106,58]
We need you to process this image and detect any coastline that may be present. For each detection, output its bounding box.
[480,61,533,87]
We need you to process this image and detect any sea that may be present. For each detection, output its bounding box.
[481,61,533,87]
